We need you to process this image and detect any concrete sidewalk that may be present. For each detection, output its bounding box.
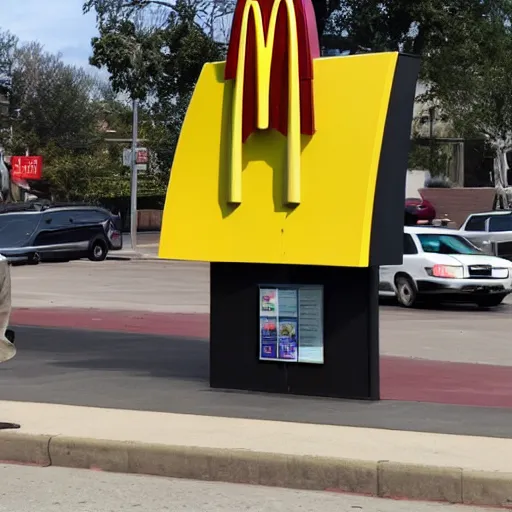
[0,401,511,508]
[107,245,159,260]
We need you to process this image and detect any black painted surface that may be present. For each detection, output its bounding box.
[210,262,379,400]
[3,325,512,439]
[369,54,421,266]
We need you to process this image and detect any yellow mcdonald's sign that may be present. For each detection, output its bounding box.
[228,0,302,205]
[159,3,419,269]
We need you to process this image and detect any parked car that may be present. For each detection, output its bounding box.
[379,226,512,308]
[459,210,512,259]
[405,197,436,223]
[0,254,15,363]
[0,205,122,263]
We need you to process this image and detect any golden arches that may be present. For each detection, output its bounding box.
[228,0,301,205]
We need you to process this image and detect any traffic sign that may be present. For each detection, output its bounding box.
[122,148,148,170]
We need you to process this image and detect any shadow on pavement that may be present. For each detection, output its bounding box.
[16,327,209,382]
[2,326,512,439]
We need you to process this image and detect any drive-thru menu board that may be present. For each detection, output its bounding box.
[259,286,324,364]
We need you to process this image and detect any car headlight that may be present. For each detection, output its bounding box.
[426,264,464,279]
[492,268,509,279]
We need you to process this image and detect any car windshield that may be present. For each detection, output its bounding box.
[417,233,482,255]
[489,215,512,232]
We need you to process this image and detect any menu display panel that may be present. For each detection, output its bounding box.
[259,286,323,364]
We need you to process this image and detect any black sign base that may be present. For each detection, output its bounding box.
[210,262,380,400]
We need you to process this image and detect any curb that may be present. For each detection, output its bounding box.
[106,253,160,261]
[0,433,511,508]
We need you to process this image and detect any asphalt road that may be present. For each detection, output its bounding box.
[2,325,512,439]
[0,465,496,512]
[6,259,512,438]
[10,259,512,365]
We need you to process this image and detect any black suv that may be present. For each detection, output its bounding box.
[0,204,123,263]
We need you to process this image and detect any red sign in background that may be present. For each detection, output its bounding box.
[11,156,43,180]
[136,149,148,165]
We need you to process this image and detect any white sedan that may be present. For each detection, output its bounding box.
[0,254,15,362]
[379,226,512,308]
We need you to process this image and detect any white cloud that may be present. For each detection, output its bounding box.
[1,0,98,69]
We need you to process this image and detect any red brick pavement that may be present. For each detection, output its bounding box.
[11,308,512,408]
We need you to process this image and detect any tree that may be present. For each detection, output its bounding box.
[0,29,17,85]
[1,37,141,201]
[84,0,343,175]
[7,42,99,154]
[324,0,512,56]
[420,7,512,204]
[324,0,512,197]
[43,150,124,201]
[85,0,225,177]
[84,0,236,41]
[311,0,341,43]
[0,30,17,143]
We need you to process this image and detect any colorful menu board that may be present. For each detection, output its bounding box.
[259,286,324,364]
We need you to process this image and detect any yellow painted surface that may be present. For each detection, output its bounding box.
[229,0,301,204]
[159,52,399,267]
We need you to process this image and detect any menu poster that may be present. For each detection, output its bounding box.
[260,316,277,359]
[278,318,298,361]
[297,287,324,364]
[258,285,323,364]
[277,288,298,317]
[260,289,277,316]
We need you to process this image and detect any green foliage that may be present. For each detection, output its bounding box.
[408,144,430,171]
[408,142,454,178]
[85,0,225,178]
[324,0,512,57]
[89,21,163,101]
[7,42,99,153]
[43,151,126,201]
[43,146,163,201]
[0,30,17,82]
[422,3,512,143]
[324,0,512,144]
[0,26,151,202]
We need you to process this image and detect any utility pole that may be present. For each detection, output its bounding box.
[429,106,436,175]
[130,98,139,252]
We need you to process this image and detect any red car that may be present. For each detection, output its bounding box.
[405,197,436,223]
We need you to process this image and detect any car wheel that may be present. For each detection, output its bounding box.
[476,294,506,308]
[88,240,108,262]
[395,275,417,308]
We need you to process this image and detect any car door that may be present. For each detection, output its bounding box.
[71,209,108,243]
[380,233,417,292]
[33,211,77,249]
[400,233,425,282]
[487,214,512,259]
[461,214,491,246]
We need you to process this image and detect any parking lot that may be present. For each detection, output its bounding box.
[9,258,512,366]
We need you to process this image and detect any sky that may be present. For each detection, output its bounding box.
[2,0,98,70]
